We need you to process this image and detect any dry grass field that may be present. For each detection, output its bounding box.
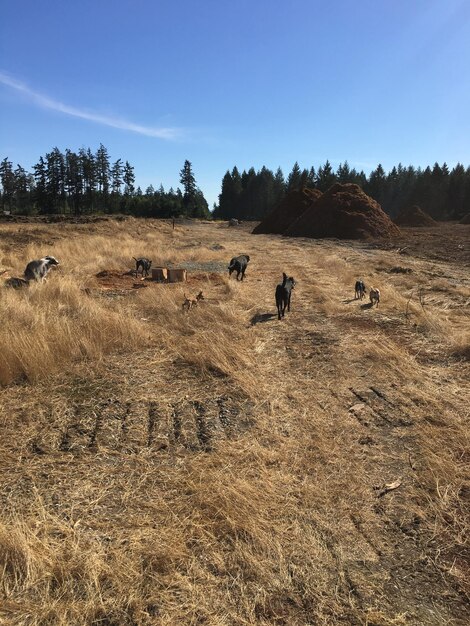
[0,218,468,625]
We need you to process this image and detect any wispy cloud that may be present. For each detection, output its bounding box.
[0,71,182,140]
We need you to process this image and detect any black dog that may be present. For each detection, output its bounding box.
[275,273,296,320]
[355,280,366,300]
[228,254,250,281]
[133,257,152,277]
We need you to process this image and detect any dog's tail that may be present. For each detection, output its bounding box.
[282,272,287,286]
[228,258,236,270]
[133,257,138,263]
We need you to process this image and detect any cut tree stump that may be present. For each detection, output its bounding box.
[168,268,187,283]
[151,267,168,282]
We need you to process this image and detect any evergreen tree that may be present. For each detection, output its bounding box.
[428,162,448,219]
[216,167,243,219]
[95,143,110,209]
[65,150,83,215]
[336,161,351,183]
[179,160,196,196]
[286,162,302,191]
[316,160,336,191]
[447,163,467,219]
[192,188,210,219]
[179,159,198,215]
[366,164,386,204]
[45,148,66,213]
[298,168,311,189]
[123,161,135,195]
[0,158,15,211]
[111,159,124,194]
[306,167,316,188]
[273,167,286,202]
[33,156,48,214]
[80,148,97,212]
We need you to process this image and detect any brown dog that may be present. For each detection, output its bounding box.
[369,287,380,307]
[182,290,204,312]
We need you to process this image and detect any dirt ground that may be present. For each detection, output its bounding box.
[368,222,470,265]
[0,218,468,625]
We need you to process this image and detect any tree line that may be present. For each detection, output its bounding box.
[1,146,469,221]
[0,145,210,219]
[213,160,470,221]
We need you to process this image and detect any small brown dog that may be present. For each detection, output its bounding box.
[182,290,204,312]
[369,287,380,307]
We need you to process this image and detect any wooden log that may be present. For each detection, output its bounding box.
[168,268,187,283]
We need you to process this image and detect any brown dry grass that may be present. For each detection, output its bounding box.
[0,219,469,625]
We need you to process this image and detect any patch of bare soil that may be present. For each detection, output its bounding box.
[94,269,147,292]
[368,223,470,265]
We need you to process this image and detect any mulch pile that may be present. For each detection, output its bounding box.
[394,205,436,227]
[285,183,400,239]
[252,188,322,235]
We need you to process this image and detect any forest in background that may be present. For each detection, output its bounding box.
[1,145,469,221]
[0,147,210,219]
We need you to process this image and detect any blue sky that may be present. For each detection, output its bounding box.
[1,0,469,208]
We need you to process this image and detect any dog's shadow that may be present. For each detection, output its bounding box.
[343,297,358,304]
[250,312,276,326]
[361,302,374,310]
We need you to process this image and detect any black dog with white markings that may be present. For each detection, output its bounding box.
[24,256,59,282]
[275,273,296,320]
[228,254,250,281]
[133,257,152,277]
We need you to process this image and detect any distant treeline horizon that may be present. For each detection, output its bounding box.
[1,145,469,221]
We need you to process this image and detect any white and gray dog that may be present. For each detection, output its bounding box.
[24,256,60,282]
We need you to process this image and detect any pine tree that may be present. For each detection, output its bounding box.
[366,164,386,204]
[306,167,316,188]
[448,163,466,219]
[111,159,123,194]
[95,144,110,208]
[45,148,66,213]
[33,157,48,213]
[336,161,351,183]
[273,167,286,203]
[0,158,15,211]
[286,162,302,191]
[179,160,197,215]
[316,160,336,191]
[80,148,97,212]
[65,150,83,215]
[216,167,242,219]
[123,161,135,195]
